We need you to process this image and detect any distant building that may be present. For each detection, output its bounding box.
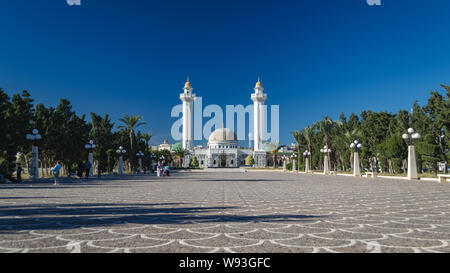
[180,78,268,168]
[151,140,173,151]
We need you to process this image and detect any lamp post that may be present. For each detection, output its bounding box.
[304,150,311,173]
[439,130,448,174]
[26,129,42,180]
[282,155,288,172]
[84,140,96,177]
[320,146,331,175]
[402,128,421,180]
[291,153,298,173]
[116,146,126,175]
[350,140,363,176]
[136,151,144,173]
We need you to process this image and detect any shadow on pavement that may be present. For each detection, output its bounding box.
[0,202,322,232]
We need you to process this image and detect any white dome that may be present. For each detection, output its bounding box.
[208,128,237,143]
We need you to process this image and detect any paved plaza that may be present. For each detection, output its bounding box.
[0,171,450,253]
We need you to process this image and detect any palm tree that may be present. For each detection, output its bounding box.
[303,126,314,169]
[140,132,153,152]
[171,142,187,168]
[344,127,362,170]
[264,142,281,168]
[319,116,334,147]
[118,114,147,167]
[291,130,303,168]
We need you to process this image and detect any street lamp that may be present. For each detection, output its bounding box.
[291,153,298,172]
[320,146,331,175]
[136,151,144,173]
[282,155,288,172]
[26,129,42,180]
[303,150,311,173]
[440,130,448,173]
[402,128,421,180]
[84,140,96,177]
[350,140,363,176]
[160,155,166,166]
[116,146,126,175]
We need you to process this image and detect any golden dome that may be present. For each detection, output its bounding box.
[255,77,263,89]
[208,128,238,143]
[184,80,192,88]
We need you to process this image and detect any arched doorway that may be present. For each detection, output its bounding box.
[219,153,227,168]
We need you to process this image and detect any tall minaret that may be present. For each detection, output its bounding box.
[180,77,196,150]
[251,77,267,151]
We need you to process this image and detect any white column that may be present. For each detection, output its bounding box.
[88,152,94,176]
[305,157,310,173]
[118,156,123,175]
[324,155,329,175]
[188,100,194,150]
[182,101,189,150]
[283,160,287,172]
[292,159,296,172]
[251,79,267,152]
[408,145,418,180]
[181,80,195,151]
[353,152,361,176]
[253,102,261,151]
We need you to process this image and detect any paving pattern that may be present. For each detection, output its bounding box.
[0,171,450,253]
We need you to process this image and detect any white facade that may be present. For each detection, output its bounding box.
[180,78,268,168]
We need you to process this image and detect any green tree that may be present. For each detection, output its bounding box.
[291,130,303,169]
[118,114,147,168]
[90,113,115,169]
[417,134,441,175]
[53,99,91,175]
[105,149,116,173]
[380,135,407,174]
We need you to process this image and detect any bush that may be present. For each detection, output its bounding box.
[391,158,403,173]
[286,162,292,171]
[245,155,255,166]
[190,156,199,168]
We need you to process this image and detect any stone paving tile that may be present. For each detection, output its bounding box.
[0,171,449,253]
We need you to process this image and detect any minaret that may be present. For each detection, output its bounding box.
[180,77,196,150]
[251,77,267,151]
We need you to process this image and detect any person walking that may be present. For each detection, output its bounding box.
[156,162,161,177]
[163,165,170,176]
[51,161,62,186]
[84,160,91,179]
[77,161,84,179]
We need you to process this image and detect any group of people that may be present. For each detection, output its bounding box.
[1,151,172,185]
[155,162,170,177]
[76,161,94,179]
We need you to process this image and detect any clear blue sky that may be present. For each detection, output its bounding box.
[1,0,449,146]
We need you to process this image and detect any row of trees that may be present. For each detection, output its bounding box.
[0,88,169,176]
[291,85,449,175]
